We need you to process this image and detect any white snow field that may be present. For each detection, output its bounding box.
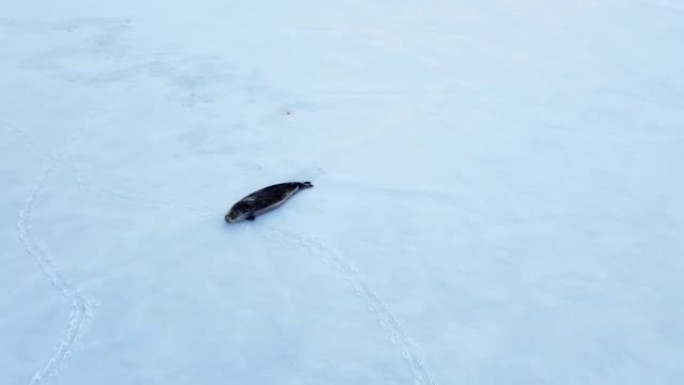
[1,0,683,384]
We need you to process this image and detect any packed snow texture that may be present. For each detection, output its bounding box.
[1,1,683,384]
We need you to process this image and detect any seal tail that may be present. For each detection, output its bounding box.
[298,181,313,188]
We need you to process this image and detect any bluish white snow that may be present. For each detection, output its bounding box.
[1,1,683,384]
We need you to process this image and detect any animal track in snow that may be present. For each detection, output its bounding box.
[4,17,437,384]
[9,116,436,384]
[14,124,94,385]
[18,167,94,385]
[263,225,436,385]
[8,114,437,384]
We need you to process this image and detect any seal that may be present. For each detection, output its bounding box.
[225,181,313,223]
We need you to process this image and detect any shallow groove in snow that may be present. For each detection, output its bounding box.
[8,119,436,385]
[264,225,436,385]
[16,129,94,385]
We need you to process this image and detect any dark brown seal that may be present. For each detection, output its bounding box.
[225,181,313,223]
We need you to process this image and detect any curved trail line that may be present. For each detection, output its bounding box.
[14,123,94,385]
[265,225,436,385]
[5,121,214,217]
[8,122,436,384]
[7,120,437,384]
[18,167,94,385]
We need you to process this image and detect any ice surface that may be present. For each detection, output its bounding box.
[1,1,683,384]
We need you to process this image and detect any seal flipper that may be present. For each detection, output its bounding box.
[246,214,256,221]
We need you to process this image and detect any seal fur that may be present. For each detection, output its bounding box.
[225,181,313,223]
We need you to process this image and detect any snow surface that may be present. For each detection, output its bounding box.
[1,1,683,384]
